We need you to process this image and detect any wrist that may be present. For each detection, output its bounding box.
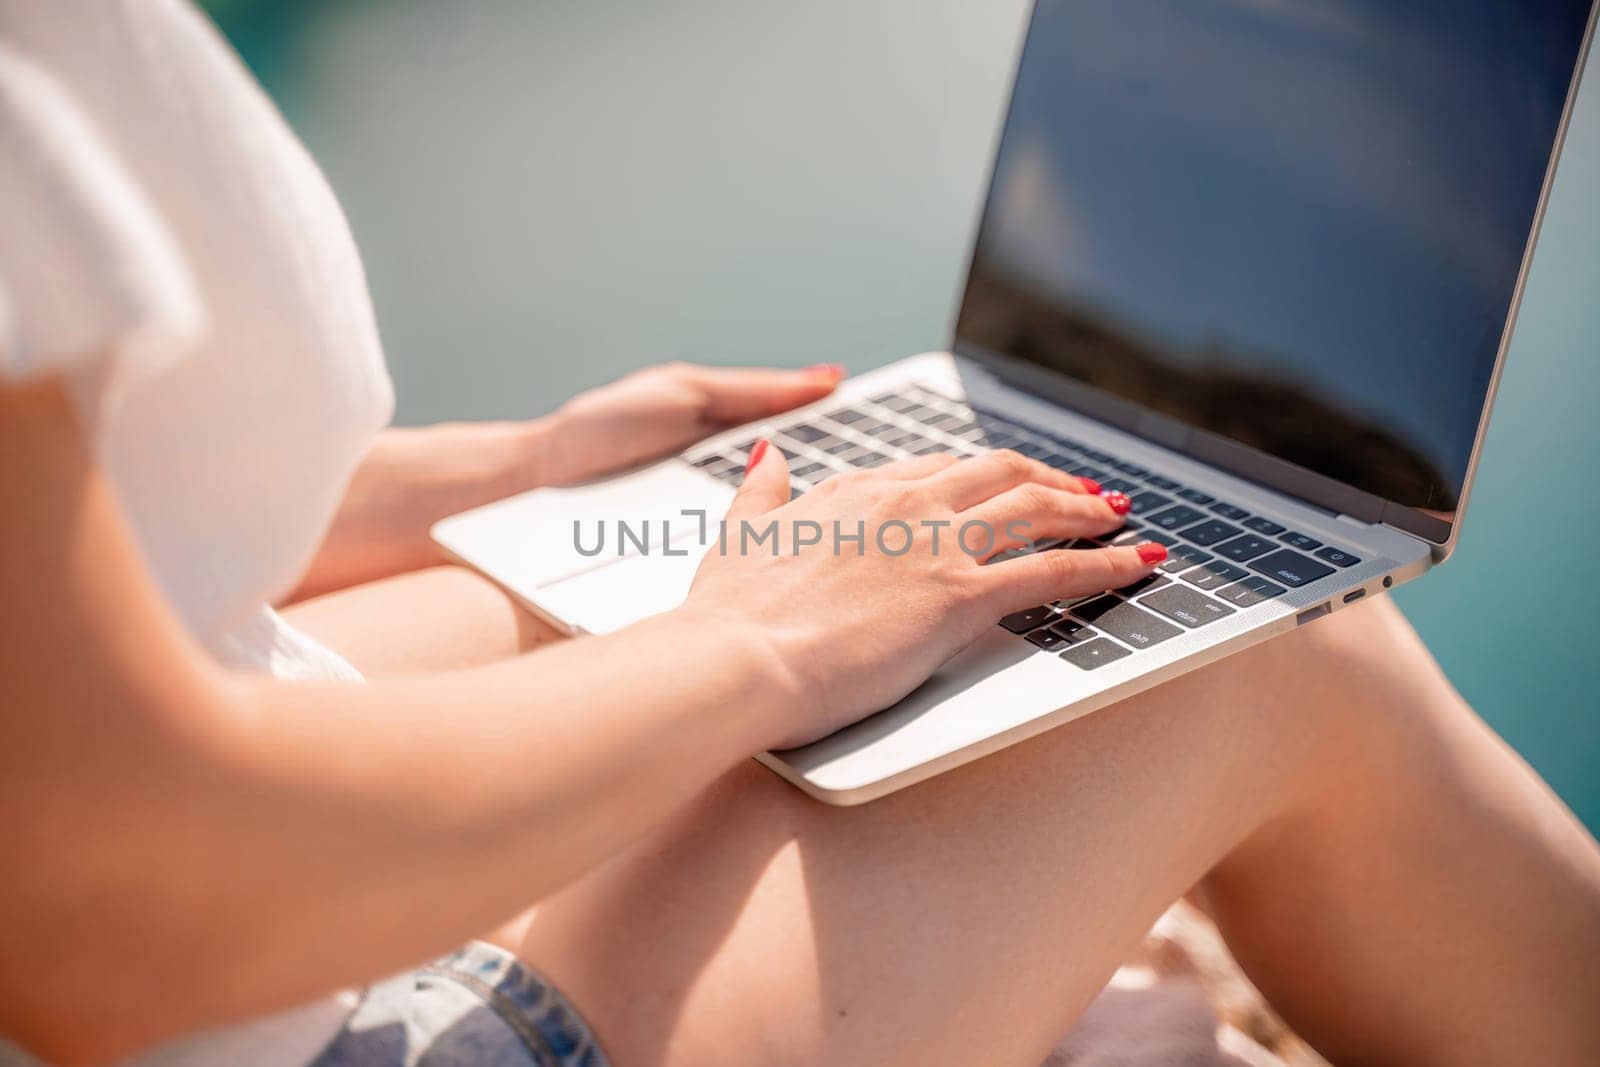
[479,416,561,499]
[411,415,562,508]
[663,603,810,755]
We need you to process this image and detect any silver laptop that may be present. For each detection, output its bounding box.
[436,1,1597,804]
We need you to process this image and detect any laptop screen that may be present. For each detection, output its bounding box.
[955,0,1593,540]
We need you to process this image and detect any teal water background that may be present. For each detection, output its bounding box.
[208,1,1599,829]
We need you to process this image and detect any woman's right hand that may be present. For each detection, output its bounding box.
[680,442,1168,751]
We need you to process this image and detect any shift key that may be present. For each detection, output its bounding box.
[1250,549,1336,588]
[1073,599,1182,649]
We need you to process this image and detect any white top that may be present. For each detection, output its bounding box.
[0,0,393,676]
[0,0,394,1060]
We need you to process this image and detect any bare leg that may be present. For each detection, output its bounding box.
[286,565,563,675]
[497,598,1600,1066]
[289,579,1600,1065]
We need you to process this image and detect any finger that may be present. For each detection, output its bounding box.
[929,449,1101,511]
[959,484,1125,560]
[691,365,847,423]
[979,542,1169,614]
[722,437,792,525]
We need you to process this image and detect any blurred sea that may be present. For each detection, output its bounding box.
[208,0,1599,829]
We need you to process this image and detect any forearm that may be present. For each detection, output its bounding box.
[13,609,792,1063]
[288,419,558,600]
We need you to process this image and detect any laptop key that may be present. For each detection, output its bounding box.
[1026,627,1073,652]
[1129,491,1172,515]
[1314,546,1362,568]
[1114,573,1171,598]
[1178,488,1216,505]
[1100,478,1142,495]
[1149,505,1207,530]
[1147,475,1181,491]
[1280,532,1323,551]
[1182,559,1250,590]
[1180,520,1241,546]
[785,423,830,444]
[1211,502,1251,521]
[1216,576,1288,607]
[1162,544,1213,574]
[1075,599,1183,649]
[1250,549,1336,587]
[829,407,870,425]
[1060,638,1132,671]
[1048,618,1096,644]
[1141,586,1237,628]
[1215,534,1276,562]
[1000,606,1057,634]
[791,462,829,479]
[1243,516,1287,536]
[1024,630,1075,655]
[823,437,858,455]
[1069,595,1120,622]
[1069,464,1109,481]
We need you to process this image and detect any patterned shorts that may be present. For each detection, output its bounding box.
[310,942,609,1067]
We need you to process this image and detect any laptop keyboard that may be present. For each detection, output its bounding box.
[683,384,1363,671]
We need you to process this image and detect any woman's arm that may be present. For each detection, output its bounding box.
[1,376,1152,1063]
[287,363,847,599]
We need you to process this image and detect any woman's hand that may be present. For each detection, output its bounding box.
[539,361,846,486]
[681,443,1166,751]
[288,362,844,601]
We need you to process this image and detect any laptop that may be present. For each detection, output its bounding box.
[436,0,1598,804]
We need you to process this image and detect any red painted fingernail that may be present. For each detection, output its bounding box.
[744,438,769,475]
[1137,542,1168,565]
[803,363,846,380]
[1078,476,1103,495]
[1102,491,1131,516]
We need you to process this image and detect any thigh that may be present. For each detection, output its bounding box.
[497,607,1359,1067]
[503,597,1600,1067]
[284,565,565,677]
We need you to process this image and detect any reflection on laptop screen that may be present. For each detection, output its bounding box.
[956,0,1593,524]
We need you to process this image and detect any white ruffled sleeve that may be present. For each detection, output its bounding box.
[0,41,204,386]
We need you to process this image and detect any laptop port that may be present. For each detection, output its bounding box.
[1295,604,1332,626]
[1343,588,1367,604]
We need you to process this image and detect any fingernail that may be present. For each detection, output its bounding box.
[1137,542,1168,565]
[1102,491,1131,516]
[1078,476,1103,495]
[745,438,769,474]
[803,363,846,380]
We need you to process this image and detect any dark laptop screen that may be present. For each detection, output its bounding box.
[955,0,1592,533]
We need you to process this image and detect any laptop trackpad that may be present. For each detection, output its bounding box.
[432,462,731,593]
[536,536,714,635]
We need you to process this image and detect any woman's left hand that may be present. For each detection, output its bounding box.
[288,361,845,600]
[537,361,846,486]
